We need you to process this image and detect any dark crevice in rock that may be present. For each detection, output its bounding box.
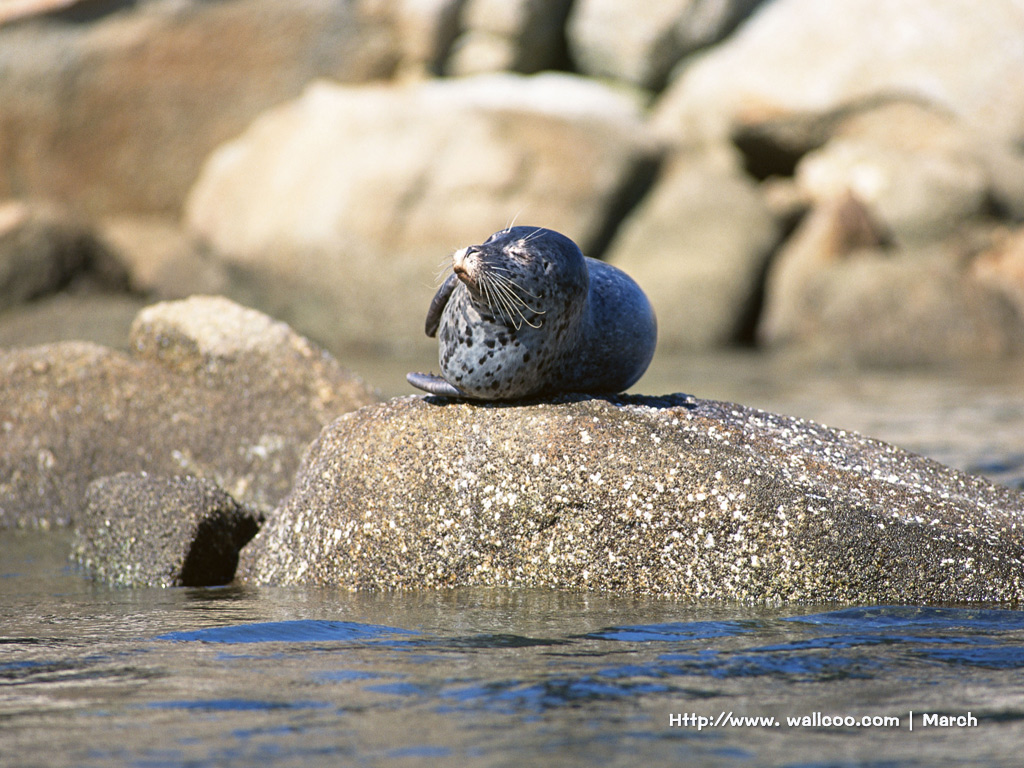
[730,207,807,347]
[587,151,665,261]
[731,130,810,181]
[40,0,138,25]
[180,510,262,588]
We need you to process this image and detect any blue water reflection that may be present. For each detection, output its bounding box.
[156,619,418,644]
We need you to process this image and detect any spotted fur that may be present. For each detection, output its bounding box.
[407,226,657,400]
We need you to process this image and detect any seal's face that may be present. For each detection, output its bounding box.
[451,226,588,331]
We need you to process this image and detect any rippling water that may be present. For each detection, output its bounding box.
[3,353,1024,767]
[3,531,1024,768]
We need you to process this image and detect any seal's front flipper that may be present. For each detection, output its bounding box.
[406,371,466,397]
[425,273,458,338]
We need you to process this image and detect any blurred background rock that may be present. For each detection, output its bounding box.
[2,0,1024,383]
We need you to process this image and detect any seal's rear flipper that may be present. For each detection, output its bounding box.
[406,372,466,397]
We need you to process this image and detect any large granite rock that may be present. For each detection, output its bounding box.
[605,145,779,349]
[0,0,399,216]
[185,73,657,354]
[392,0,465,75]
[973,228,1024,323]
[99,215,228,300]
[0,292,148,352]
[73,472,261,588]
[0,296,377,528]
[791,101,1024,247]
[758,196,1024,364]
[239,394,1024,602]
[653,0,1024,146]
[446,0,572,75]
[567,0,764,91]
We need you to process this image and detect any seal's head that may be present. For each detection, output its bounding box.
[450,226,588,331]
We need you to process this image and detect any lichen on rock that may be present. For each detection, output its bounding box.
[240,394,1024,602]
[73,472,261,588]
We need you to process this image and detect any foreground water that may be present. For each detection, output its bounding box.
[3,352,1024,767]
[4,531,1024,768]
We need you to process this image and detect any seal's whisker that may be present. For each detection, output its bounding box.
[485,266,548,299]
[489,272,547,308]
[479,273,514,323]
[480,272,523,329]
[479,278,502,323]
[485,263,541,295]
[504,209,523,233]
[484,263,523,277]
[489,272,543,300]
[484,273,545,329]
[486,273,526,310]
[435,255,455,285]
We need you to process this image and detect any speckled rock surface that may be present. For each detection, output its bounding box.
[72,472,261,587]
[239,394,1024,602]
[0,296,378,528]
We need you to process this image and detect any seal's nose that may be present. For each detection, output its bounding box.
[452,246,478,282]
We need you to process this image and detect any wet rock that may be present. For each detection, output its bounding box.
[653,0,1024,146]
[446,0,572,75]
[73,472,261,587]
[568,0,764,91]
[0,0,399,216]
[185,74,657,354]
[605,145,779,349]
[0,296,378,528]
[239,394,1024,603]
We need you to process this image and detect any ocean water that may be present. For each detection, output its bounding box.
[3,531,1024,768]
[3,353,1024,767]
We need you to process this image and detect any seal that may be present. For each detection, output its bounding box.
[407,226,657,400]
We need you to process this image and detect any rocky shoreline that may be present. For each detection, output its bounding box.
[3,298,1024,601]
[0,296,376,529]
[2,0,1024,364]
[3,1,1024,600]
